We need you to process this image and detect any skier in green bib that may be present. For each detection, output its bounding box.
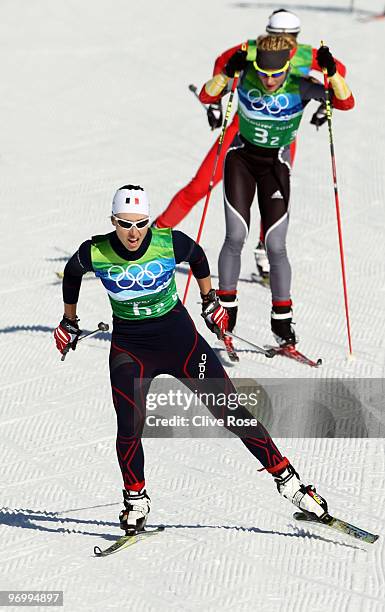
[199,34,354,347]
[53,184,332,535]
[154,9,348,291]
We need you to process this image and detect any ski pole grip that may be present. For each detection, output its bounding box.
[320,40,329,78]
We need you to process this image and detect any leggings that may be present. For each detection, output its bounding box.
[109,304,287,490]
[219,137,293,303]
[155,110,296,233]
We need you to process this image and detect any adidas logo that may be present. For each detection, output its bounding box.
[271,190,283,199]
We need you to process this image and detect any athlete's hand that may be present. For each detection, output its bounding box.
[310,102,328,129]
[201,289,229,339]
[316,46,336,77]
[54,316,81,354]
[207,102,223,130]
[224,49,248,78]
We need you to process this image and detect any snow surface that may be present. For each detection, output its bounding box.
[1,0,385,610]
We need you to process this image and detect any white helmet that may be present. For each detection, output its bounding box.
[266,9,301,34]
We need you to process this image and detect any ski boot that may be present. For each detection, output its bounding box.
[119,488,151,534]
[271,306,297,346]
[254,241,270,279]
[274,464,328,520]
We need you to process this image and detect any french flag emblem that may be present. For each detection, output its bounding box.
[125,196,140,205]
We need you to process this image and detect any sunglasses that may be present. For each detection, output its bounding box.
[112,215,150,230]
[253,60,290,79]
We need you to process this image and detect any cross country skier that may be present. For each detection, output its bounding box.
[197,35,354,349]
[153,9,347,282]
[54,184,329,535]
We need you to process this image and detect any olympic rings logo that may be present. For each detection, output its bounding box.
[247,88,289,115]
[108,261,164,289]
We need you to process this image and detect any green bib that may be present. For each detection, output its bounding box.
[237,67,304,148]
[90,228,178,320]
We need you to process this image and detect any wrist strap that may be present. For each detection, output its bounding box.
[63,315,79,324]
[201,289,216,303]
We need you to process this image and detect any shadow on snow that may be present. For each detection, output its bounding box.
[0,506,361,549]
[0,325,110,342]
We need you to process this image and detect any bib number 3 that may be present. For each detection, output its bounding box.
[253,127,296,147]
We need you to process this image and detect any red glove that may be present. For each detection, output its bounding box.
[54,316,81,354]
[201,290,229,339]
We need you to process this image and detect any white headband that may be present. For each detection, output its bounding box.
[112,185,150,216]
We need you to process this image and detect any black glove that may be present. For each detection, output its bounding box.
[54,316,81,354]
[310,102,328,129]
[201,289,229,339]
[224,49,248,78]
[207,102,223,130]
[316,46,336,77]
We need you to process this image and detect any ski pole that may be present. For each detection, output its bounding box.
[188,84,208,111]
[61,321,109,361]
[183,60,244,305]
[224,332,274,358]
[320,40,353,356]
